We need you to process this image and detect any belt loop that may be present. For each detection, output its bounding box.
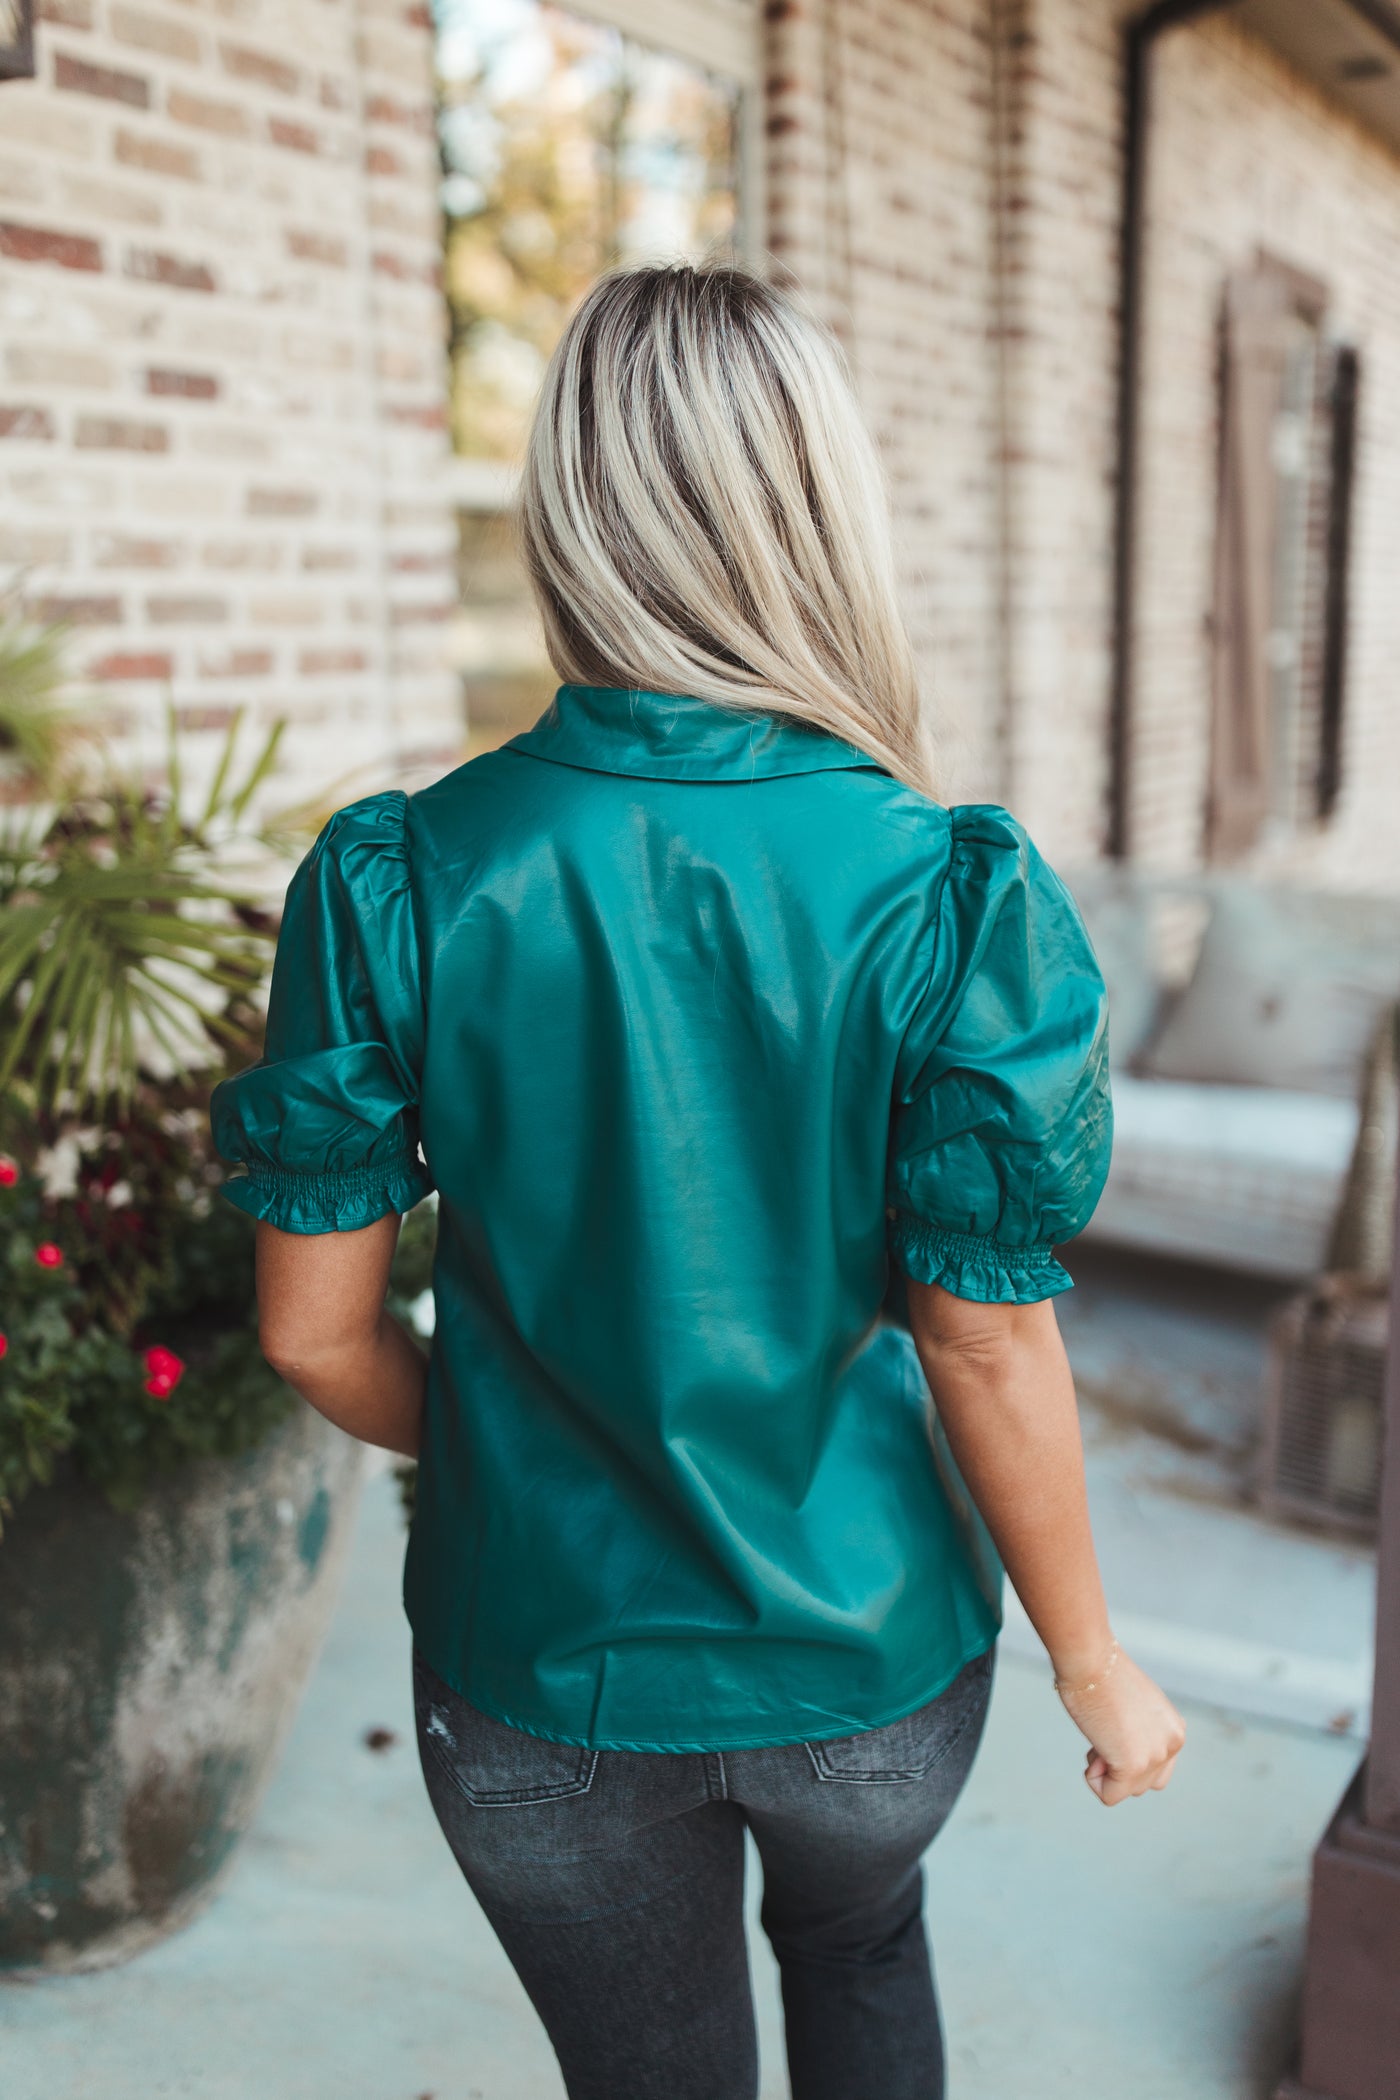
[704,1750,728,1800]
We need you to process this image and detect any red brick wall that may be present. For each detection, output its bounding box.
[991,0,1130,863]
[764,0,1400,892]
[764,0,1006,808]
[7,0,1400,891]
[1132,13,1400,888]
[0,0,458,803]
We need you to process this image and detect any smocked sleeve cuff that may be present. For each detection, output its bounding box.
[218,1146,434,1235]
[888,1210,1074,1304]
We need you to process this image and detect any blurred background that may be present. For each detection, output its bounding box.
[2,1,1400,2096]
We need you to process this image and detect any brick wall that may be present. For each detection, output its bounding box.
[992,0,1131,864]
[764,0,1006,807]
[1131,12,1400,887]
[7,0,1400,889]
[981,0,1400,886]
[760,0,1131,846]
[0,0,458,809]
[765,0,1400,893]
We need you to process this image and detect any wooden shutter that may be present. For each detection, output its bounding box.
[1207,258,1327,862]
[1317,344,1360,820]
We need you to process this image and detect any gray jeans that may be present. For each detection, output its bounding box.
[413,1644,994,2100]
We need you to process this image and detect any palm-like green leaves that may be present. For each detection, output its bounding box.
[0,693,286,1117]
[0,597,90,795]
[0,611,307,1523]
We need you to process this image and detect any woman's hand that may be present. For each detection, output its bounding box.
[1055,1644,1186,1806]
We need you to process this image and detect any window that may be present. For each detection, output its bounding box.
[436,0,753,752]
[1207,255,1359,860]
[0,1,35,84]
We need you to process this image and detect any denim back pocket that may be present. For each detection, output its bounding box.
[805,1648,994,1784]
[414,1652,598,1807]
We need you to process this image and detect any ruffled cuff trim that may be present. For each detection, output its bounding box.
[888,1209,1074,1304]
[218,1147,434,1234]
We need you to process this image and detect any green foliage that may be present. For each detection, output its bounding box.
[386,1196,438,1318]
[0,704,282,1120]
[71,1324,293,1517]
[67,1160,293,1511]
[0,592,91,795]
[0,602,441,1535]
[0,610,310,1529]
[0,1133,442,1528]
[0,1171,85,1512]
[0,1134,290,1526]
[385,1198,438,1529]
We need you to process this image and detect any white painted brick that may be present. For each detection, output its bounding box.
[1,0,456,785]
[9,0,1397,851]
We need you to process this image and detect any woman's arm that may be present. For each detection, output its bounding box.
[254,1215,428,1459]
[907,1278,1185,1807]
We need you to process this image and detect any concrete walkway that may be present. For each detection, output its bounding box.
[3,1460,1361,2100]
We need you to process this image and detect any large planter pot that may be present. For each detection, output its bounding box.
[0,1401,364,1973]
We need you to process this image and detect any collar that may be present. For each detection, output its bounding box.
[506,685,887,784]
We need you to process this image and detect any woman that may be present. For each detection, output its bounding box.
[211,262,1184,2100]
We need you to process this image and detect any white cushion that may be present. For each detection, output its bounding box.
[1141,884,1400,1099]
[1081,1074,1359,1279]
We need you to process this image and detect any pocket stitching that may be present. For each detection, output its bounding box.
[805,1657,991,1785]
[412,1654,600,1808]
[420,1720,599,1807]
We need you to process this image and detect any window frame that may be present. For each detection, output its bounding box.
[438,0,764,752]
[1205,249,1357,864]
[565,0,765,264]
[1316,342,1359,822]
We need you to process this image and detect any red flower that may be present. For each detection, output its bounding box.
[142,1345,185,1401]
[0,1158,17,1187]
[0,1333,8,1360]
[34,1243,63,1269]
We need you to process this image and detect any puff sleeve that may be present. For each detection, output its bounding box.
[886,805,1112,1303]
[209,789,435,1233]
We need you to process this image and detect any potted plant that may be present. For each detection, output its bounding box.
[0,609,424,1972]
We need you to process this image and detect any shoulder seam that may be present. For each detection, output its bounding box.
[909,806,959,1035]
[317,786,410,856]
[947,801,1025,860]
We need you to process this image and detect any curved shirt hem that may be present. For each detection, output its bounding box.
[405,1623,1003,1755]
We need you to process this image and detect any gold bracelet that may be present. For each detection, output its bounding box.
[1053,1637,1121,1697]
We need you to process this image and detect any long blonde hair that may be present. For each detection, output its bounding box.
[518,263,933,795]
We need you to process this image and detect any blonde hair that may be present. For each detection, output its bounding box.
[518,263,933,795]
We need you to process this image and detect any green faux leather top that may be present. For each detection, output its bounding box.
[210,685,1112,1750]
